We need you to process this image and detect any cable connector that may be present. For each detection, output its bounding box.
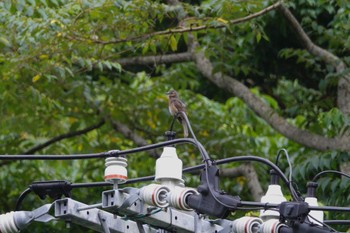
[164,131,176,141]
[279,201,309,226]
[30,180,72,200]
[187,166,240,218]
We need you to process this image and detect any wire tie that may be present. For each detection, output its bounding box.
[106,150,120,157]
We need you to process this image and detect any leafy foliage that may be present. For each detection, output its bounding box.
[0,0,350,232]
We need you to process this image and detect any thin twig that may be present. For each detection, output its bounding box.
[23,119,105,155]
[64,1,282,45]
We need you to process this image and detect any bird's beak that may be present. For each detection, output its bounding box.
[166,91,170,95]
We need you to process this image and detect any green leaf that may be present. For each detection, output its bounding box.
[169,35,177,52]
[256,32,262,43]
[0,37,11,47]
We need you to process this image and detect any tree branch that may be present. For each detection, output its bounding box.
[64,1,282,45]
[190,40,350,151]
[109,119,159,158]
[220,163,264,201]
[117,52,192,66]
[23,119,106,155]
[278,4,350,114]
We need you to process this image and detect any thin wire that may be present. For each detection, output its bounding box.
[275,148,300,201]
[312,170,350,182]
[307,214,337,232]
[15,188,32,211]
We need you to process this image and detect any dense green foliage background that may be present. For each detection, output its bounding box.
[1,0,350,232]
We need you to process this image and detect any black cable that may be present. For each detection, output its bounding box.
[180,111,301,211]
[0,138,200,160]
[307,214,337,232]
[15,188,32,211]
[17,158,350,213]
[312,170,350,182]
[69,156,292,189]
[216,156,300,200]
[1,151,110,160]
[324,220,350,225]
[31,156,293,192]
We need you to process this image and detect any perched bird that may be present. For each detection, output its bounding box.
[166,90,189,137]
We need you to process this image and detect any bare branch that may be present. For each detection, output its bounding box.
[190,40,350,152]
[110,119,159,158]
[220,163,263,201]
[117,52,192,66]
[64,1,282,45]
[23,119,106,155]
[278,4,350,114]
[278,5,340,68]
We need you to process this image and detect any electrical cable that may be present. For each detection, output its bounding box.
[275,148,301,201]
[0,138,200,160]
[276,149,293,185]
[15,188,32,211]
[16,155,293,211]
[69,156,292,188]
[307,214,337,232]
[324,220,350,225]
[180,111,301,211]
[312,170,350,182]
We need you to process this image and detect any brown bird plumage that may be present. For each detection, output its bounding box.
[166,90,188,137]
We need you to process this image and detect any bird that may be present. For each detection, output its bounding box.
[166,90,189,137]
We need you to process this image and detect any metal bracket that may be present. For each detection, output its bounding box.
[102,189,230,233]
[54,198,162,233]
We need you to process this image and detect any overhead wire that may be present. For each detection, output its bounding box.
[0,138,200,160]
[312,170,350,182]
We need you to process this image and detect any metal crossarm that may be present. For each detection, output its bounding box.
[102,189,231,233]
[54,198,162,233]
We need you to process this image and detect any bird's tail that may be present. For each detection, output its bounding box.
[182,120,188,138]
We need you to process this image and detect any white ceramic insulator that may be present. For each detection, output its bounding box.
[155,147,183,183]
[104,157,128,184]
[0,212,19,233]
[305,197,323,226]
[140,184,170,208]
[168,186,198,211]
[259,219,285,233]
[232,216,262,233]
[259,184,286,220]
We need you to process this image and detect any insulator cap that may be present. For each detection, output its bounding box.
[260,219,285,233]
[104,157,128,184]
[168,186,198,211]
[155,147,183,183]
[232,217,263,233]
[140,184,170,208]
[260,184,286,220]
[269,169,279,185]
[306,181,318,197]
